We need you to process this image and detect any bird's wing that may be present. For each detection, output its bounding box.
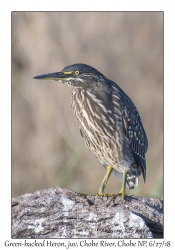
[112,83,148,181]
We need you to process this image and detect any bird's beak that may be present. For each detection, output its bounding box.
[33,71,68,81]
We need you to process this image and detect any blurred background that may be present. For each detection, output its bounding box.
[12,12,163,198]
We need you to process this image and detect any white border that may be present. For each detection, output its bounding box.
[0,0,175,248]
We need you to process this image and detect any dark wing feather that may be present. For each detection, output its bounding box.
[112,82,148,181]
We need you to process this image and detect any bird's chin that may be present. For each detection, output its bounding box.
[55,79,67,85]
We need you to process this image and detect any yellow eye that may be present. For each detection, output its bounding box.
[73,70,80,76]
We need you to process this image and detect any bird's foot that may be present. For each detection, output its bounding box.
[96,192,114,198]
[107,189,126,206]
[96,191,125,206]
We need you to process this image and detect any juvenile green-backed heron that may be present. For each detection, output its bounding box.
[34,63,148,202]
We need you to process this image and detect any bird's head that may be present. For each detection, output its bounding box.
[33,63,107,90]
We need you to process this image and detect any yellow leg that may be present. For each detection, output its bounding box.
[107,169,129,205]
[97,165,113,196]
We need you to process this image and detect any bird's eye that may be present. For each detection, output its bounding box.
[73,70,80,76]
